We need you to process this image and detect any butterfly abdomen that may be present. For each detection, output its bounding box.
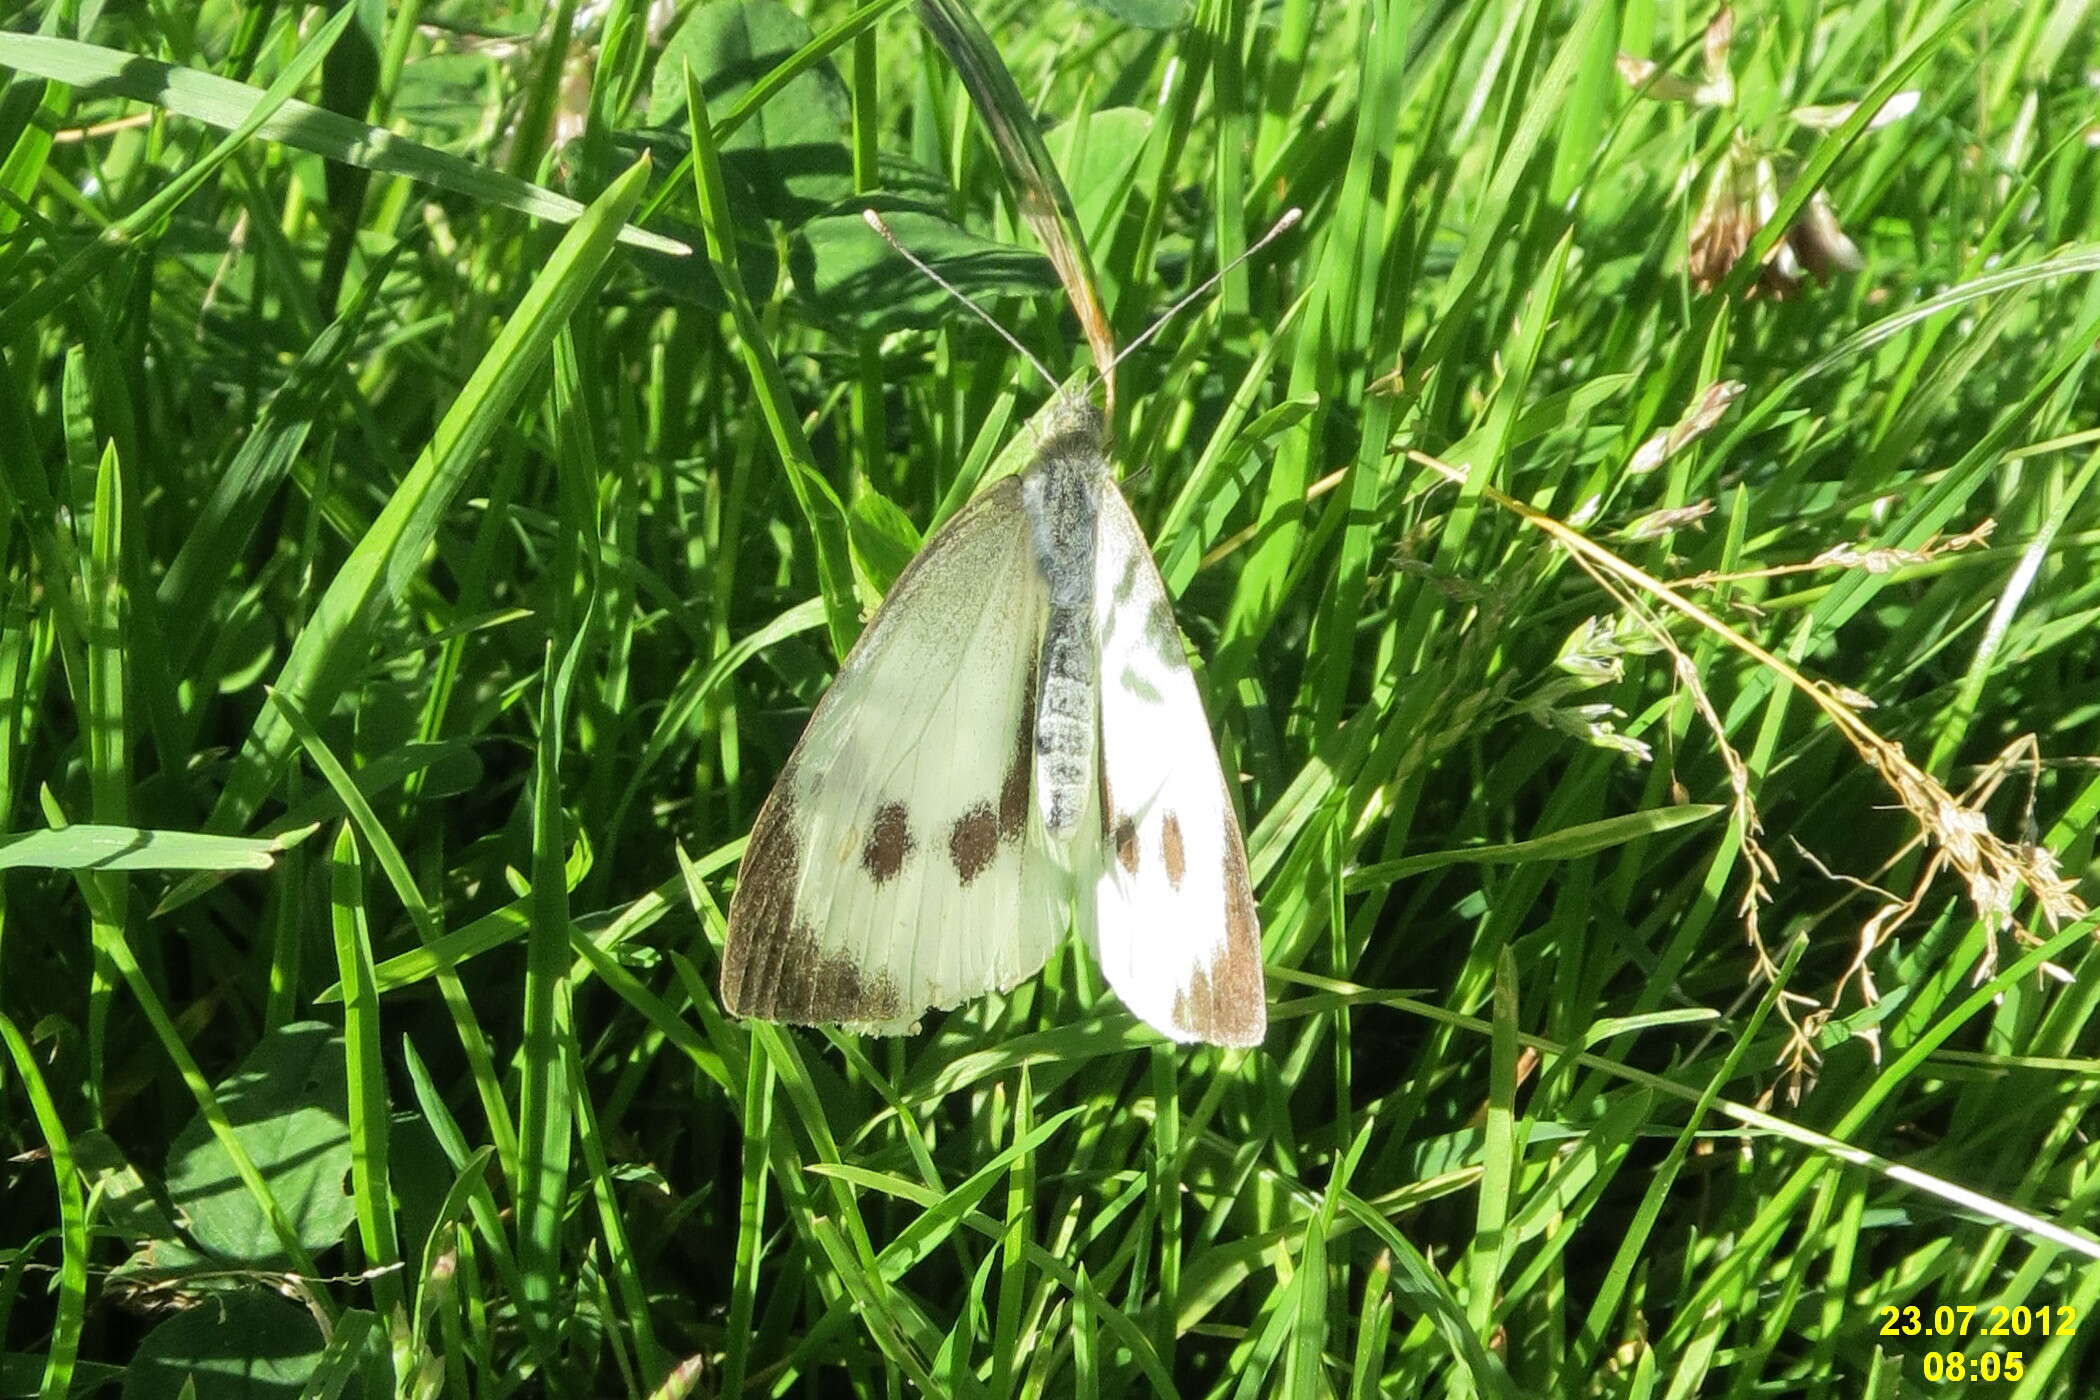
[1034,607,1094,838]
[1022,413,1110,844]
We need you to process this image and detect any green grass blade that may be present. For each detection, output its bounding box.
[681,58,858,657]
[326,825,404,1325]
[206,155,653,834]
[0,1013,89,1400]
[268,687,521,1178]
[0,30,685,258]
[0,823,306,870]
[0,7,361,326]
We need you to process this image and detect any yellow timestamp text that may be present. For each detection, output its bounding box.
[1878,1304,2076,1339]
[1915,1351,2024,1383]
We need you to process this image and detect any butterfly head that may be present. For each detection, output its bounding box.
[1033,390,1109,461]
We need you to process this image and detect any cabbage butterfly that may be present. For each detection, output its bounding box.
[719,212,1298,1046]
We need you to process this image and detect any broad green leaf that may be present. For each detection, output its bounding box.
[70,1129,181,1242]
[790,197,1059,330]
[164,1023,354,1266]
[650,0,851,222]
[121,1295,325,1400]
[1045,108,1152,247]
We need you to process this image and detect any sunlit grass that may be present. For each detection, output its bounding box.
[2,0,2098,1396]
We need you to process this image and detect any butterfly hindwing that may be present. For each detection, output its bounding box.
[722,477,1066,1032]
[1084,486,1266,1046]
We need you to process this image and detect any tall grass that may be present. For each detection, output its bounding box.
[2,0,2098,1395]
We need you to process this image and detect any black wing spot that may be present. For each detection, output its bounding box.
[950,803,1000,884]
[861,801,914,884]
[1114,815,1140,875]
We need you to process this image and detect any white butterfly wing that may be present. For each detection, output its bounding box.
[722,477,1066,1032]
[1085,487,1266,1046]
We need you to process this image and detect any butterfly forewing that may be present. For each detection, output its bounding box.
[722,477,1066,1032]
[1083,488,1266,1046]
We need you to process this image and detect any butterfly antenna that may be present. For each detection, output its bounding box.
[1106,208,1303,374]
[863,209,1061,395]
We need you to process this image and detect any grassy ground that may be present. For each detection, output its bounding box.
[3,0,2099,1395]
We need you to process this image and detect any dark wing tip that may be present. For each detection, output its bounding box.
[724,915,908,1025]
[1172,968,1267,1047]
[723,788,912,1027]
[1181,812,1267,1047]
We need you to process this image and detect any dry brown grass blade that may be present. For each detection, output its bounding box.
[1411,449,2090,948]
